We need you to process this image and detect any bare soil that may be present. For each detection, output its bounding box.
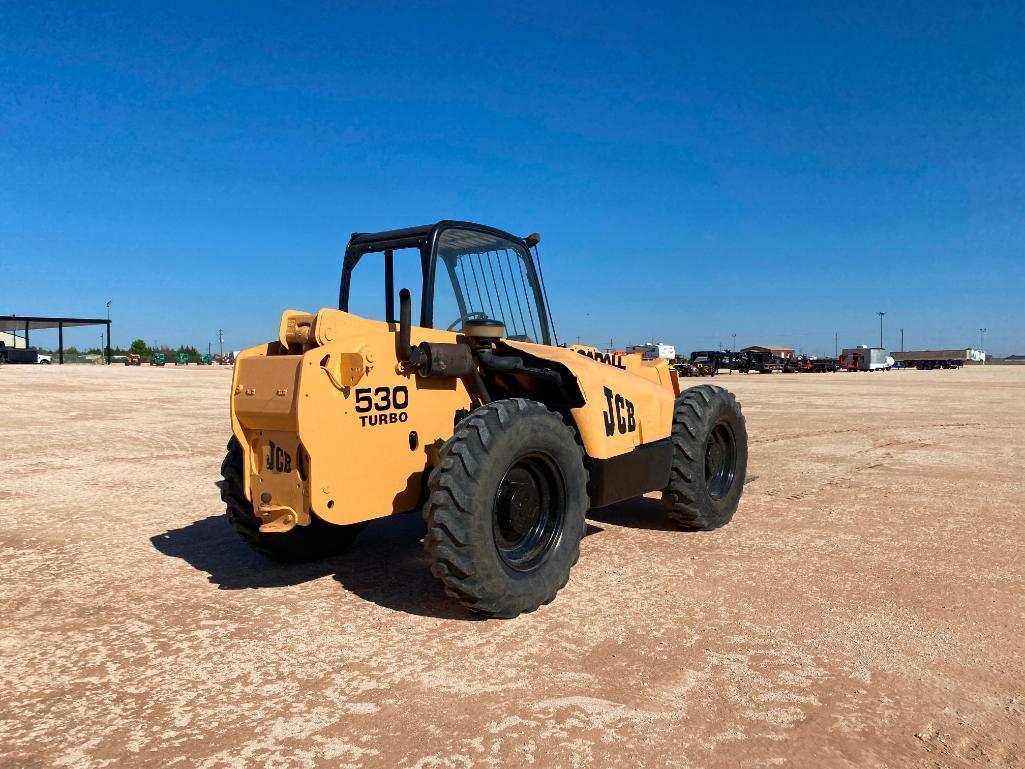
[1,364,1023,768]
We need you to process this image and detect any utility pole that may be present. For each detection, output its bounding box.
[877,311,886,349]
[731,332,736,351]
[105,300,112,364]
[900,328,904,352]
[979,327,987,365]
[218,328,224,357]
[834,331,838,358]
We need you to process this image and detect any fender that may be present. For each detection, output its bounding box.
[500,340,677,461]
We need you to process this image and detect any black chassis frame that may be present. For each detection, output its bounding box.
[337,220,552,346]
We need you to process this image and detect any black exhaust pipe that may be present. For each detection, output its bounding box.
[397,288,414,364]
[395,287,490,406]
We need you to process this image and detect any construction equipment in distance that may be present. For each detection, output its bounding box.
[124,354,142,366]
[149,353,166,366]
[222,221,749,617]
[198,353,214,365]
[174,352,190,366]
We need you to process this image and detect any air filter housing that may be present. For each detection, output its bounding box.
[462,319,506,344]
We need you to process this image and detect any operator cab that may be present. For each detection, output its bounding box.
[339,221,553,346]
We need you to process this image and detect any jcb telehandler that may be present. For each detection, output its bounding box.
[223,221,747,617]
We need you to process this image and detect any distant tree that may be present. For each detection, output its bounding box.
[65,346,80,355]
[177,345,199,357]
[129,339,149,355]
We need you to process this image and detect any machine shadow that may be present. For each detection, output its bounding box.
[151,492,685,618]
[586,495,681,532]
[150,512,478,620]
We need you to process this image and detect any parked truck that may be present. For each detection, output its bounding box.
[0,343,42,364]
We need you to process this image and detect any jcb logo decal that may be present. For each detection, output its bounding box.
[602,387,636,436]
[577,349,626,370]
[265,440,292,473]
[355,385,410,427]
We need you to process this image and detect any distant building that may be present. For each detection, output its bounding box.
[0,331,27,349]
[741,345,795,360]
[626,342,676,360]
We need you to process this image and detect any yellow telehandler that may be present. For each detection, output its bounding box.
[222,221,747,617]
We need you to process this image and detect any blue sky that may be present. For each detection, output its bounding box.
[2,1,1023,356]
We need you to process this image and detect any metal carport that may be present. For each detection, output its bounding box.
[0,315,112,364]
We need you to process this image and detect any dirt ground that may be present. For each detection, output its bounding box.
[1,364,1023,769]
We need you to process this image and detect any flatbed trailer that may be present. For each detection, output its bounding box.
[811,357,839,372]
[891,349,972,370]
[742,351,782,373]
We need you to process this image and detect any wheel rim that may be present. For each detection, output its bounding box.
[704,420,738,499]
[492,452,565,572]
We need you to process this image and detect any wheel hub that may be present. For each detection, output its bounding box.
[492,453,565,572]
[704,421,738,499]
[496,473,541,539]
[706,441,724,476]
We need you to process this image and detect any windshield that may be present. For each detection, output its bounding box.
[432,228,549,344]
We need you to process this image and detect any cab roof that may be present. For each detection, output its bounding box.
[346,220,527,254]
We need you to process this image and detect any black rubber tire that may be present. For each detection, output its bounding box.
[662,384,748,531]
[423,398,588,618]
[220,437,364,562]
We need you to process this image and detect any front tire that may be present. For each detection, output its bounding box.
[220,437,364,562]
[662,385,748,530]
[423,399,588,618]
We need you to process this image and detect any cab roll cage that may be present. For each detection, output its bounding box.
[337,220,553,346]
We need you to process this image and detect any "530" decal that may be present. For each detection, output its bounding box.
[355,385,410,427]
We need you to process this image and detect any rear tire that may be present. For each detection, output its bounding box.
[662,385,748,531]
[423,399,587,618]
[220,437,364,562]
